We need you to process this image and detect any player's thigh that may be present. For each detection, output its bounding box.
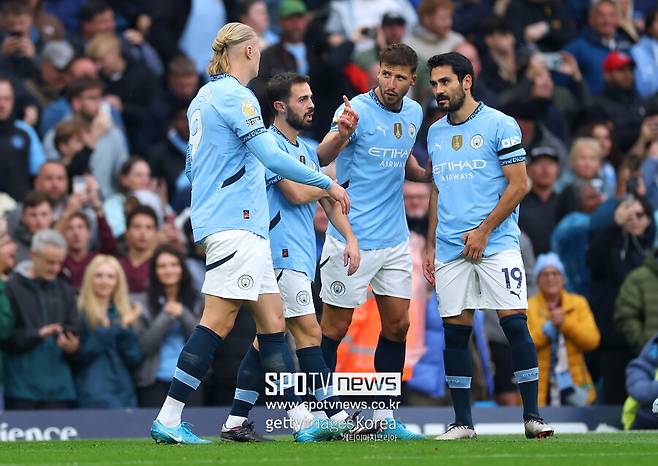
[320,235,378,309]
[370,239,412,302]
[475,249,528,311]
[247,292,286,334]
[320,302,355,340]
[442,309,475,326]
[287,314,322,349]
[199,294,242,338]
[374,294,410,341]
[202,230,273,303]
[434,256,479,319]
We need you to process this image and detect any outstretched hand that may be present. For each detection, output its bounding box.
[337,95,359,140]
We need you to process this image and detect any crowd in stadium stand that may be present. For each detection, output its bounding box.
[0,0,657,426]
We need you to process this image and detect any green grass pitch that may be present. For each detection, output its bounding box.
[1,433,658,466]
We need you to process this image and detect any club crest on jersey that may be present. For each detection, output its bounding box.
[408,123,416,139]
[299,155,306,164]
[393,122,403,139]
[470,134,484,149]
[452,135,463,151]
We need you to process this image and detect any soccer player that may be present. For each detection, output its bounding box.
[423,52,554,440]
[150,23,352,445]
[221,72,361,442]
[316,43,427,440]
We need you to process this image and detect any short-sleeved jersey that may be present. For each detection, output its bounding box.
[265,126,320,280]
[326,90,423,250]
[428,103,526,262]
[185,73,269,242]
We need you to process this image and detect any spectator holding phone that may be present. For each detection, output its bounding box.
[0,1,40,80]
[0,229,80,410]
[72,255,142,408]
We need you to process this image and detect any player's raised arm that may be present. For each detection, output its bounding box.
[424,182,438,286]
[245,128,350,214]
[316,95,358,166]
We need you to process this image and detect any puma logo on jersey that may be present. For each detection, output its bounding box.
[377,125,387,136]
[509,289,521,299]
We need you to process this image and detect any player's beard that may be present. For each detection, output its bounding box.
[286,111,312,131]
[436,87,466,113]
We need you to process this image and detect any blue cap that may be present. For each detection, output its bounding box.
[533,252,565,281]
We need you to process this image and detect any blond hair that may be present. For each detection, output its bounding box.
[569,137,603,166]
[85,32,121,60]
[207,22,257,75]
[78,255,134,329]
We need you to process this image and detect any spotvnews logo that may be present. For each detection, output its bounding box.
[264,372,401,397]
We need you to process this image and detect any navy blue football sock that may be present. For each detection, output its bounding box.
[168,325,222,402]
[321,334,341,372]
[230,345,264,418]
[297,346,342,417]
[374,334,406,413]
[443,323,473,427]
[500,314,540,418]
[257,332,303,406]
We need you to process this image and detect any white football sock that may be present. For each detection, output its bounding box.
[156,396,185,428]
[287,404,314,431]
[372,409,394,421]
[223,415,247,431]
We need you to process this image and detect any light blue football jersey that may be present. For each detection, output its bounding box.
[265,126,320,280]
[185,73,330,243]
[326,90,423,250]
[428,103,526,262]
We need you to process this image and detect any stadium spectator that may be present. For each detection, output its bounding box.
[1,229,80,410]
[504,0,576,52]
[631,9,658,100]
[0,1,41,80]
[614,249,658,356]
[53,119,93,179]
[60,178,117,290]
[623,333,658,430]
[103,157,154,238]
[118,205,159,296]
[615,0,641,45]
[30,40,75,108]
[407,0,464,61]
[156,54,199,135]
[641,140,658,211]
[147,0,227,72]
[85,32,164,154]
[591,51,645,152]
[0,218,16,410]
[325,0,417,52]
[527,253,600,407]
[579,120,622,177]
[236,0,278,51]
[251,0,355,137]
[479,17,519,95]
[451,0,493,40]
[352,12,407,75]
[556,138,606,221]
[133,245,201,407]
[565,0,629,94]
[520,147,560,256]
[43,77,129,198]
[73,255,142,408]
[146,104,189,205]
[33,160,69,220]
[12,191,54,263]
[0,77,45,202]
[588,197,655,404]
[73,0,162,77]
[629,102,658,161]
[404,181,430,237]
